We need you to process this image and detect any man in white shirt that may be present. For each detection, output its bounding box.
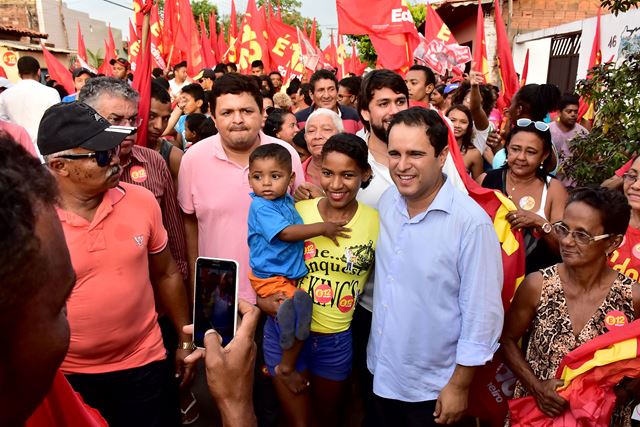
[169,61,191,101]
[0,56,60,146]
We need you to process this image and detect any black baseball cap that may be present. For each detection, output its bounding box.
[37,102,135,156]
[72,68,96,79]
[109,57,131,69]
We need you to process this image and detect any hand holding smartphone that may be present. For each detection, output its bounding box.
[193,257,239,347]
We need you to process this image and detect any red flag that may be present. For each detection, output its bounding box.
[236,0,270,73]
[162,0,178,65]
[174,0,203,76]
[520,48,529,86]
[310,18,317,49]
[350,44,366,75]
[128,20,140,73]
[209,10,219,63]
[226,0,239,63]
[132,2,153,148]
[509,320,640,426]
[297,26,330,71]
[132,0,144,35]
[199,16,216,68]
[268,19,304,81]
[473,0,490,81]
[277,0,282,21]
[217,31,229,64]
[41,44,74,95]
[76,22,87,63]
[424,5,458,45]
[323,33,338,69]
[0,66,6,78]
[578,8,602,121]
[494,0,519,107]
[149,3,166,70]
[107,24,118,59]
[336,34,348,79]
[98,39,114,76]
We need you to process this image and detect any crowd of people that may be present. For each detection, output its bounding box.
[1,52,639,427]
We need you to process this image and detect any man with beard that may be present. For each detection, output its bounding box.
[39,101,194,427]
[353,69,410,427]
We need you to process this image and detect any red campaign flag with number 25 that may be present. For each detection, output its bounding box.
[510,319,640,426]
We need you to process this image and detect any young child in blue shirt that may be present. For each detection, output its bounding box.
[248,143,348,393]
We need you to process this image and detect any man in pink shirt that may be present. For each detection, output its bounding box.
[178,73,305,305]
[0,119,36,156]
[38,102,193,427]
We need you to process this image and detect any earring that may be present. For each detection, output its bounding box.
[539,162,544,170]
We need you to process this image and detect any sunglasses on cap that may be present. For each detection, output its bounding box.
[57,145,121,167]
[516,118,550,132]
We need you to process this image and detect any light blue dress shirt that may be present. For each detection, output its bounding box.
[367,175,504,402]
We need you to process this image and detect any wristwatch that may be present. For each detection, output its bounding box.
[541,222,552,234]
[178,341,196,351]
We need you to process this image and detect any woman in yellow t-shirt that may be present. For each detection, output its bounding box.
[262,133,380,427]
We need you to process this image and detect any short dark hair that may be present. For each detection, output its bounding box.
[321,133,372,189]
[226,62,238,72]
[269,71,281,79]
[151,67,164,78]
[339,76,361,96]
[264,108,295,138]
[185,113,217,141]
[211,73,263,114]
[251,60,264,69]
[388,107,449,156]
[17,56,40,76]
[174,61,187,71]
[181,83,207,113]
[567,187,630,236]
[450,81,496,115]
[286,78,300,97]
[513,84,561,121]
[152,77,170,91]
[446,104,474,150]
[0,136,58,312]
[213,63,227,75]
[151,80,171,104]
[310,69,338,93]
[300,83,313,105]
[559,93,580,111]
[358,69,408,127]
[408,65,436,86]
[249,143,292,172]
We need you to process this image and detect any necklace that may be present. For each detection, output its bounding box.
[506,171,537,211]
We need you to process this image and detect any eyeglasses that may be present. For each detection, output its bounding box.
[551,222,611,245]
[57,146,120,167]
[516,118,550,132]
[622,173,639,184]
[107,116,143,127]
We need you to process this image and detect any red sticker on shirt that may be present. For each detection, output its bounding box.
[314,283,333,304]
[303,241,316,260]
[604,310,628,330]
[338,295,355,313]
[130,165,147,183]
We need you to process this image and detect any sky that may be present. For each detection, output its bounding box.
[64,0,341,47]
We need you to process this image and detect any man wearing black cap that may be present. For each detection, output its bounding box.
[62,68,96,103]
[110,57,130,81]
[194,68,215,91]
[39,101,194,427]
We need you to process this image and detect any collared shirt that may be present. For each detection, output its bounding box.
[367,176,504,402]
[120,145,188,281]
[59,183,168,374]
[178,131,305,303]
[0,119,36,157]
[0,79,60,143]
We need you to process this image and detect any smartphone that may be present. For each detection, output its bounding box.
[193,257,239,347]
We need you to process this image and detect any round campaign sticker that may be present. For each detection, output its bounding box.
[314,283,333,304]
[130,165,147,183]
[3,51,17,67]
[303,241,316,260]
[338,295,355,313]
[519,195,536,211]
[604,310,628,330]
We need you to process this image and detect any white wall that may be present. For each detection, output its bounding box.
[512,8,640,85]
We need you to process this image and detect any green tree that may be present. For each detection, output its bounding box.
[86,48,104,69]
[563,50,640,185]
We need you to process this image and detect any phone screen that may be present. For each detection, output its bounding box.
[193,257,239,347]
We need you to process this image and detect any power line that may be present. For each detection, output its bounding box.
[96,0,133,11]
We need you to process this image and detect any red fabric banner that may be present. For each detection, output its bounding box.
[41,44,74,95]
[149,3,166,70]
[473,0,490,81]
[209,10,219,63]
[520,48,529,86]
[128,20,140,73]
[199,17,216,68]
[578,8,601,121]
[268,19,305,81]
[132,1,153,148]
[494,0,520,106]
[226,0,239,63]
[173,0,203,76]
[235,0,270,73]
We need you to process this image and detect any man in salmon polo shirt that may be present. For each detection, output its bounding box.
[178,73,305,306]
[38,102,195,427]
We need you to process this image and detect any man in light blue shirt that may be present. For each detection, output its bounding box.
[367,107,504,426]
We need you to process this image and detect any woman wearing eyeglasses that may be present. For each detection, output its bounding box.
[501,187,640,426]
[478,119,568,273]
[609,156,640,280]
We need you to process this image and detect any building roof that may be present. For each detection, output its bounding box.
[0,25,48,39]
[0,40,74,54]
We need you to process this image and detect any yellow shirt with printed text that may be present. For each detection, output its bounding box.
[296,198,379,334]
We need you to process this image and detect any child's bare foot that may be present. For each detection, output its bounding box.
[275,364,309,394]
